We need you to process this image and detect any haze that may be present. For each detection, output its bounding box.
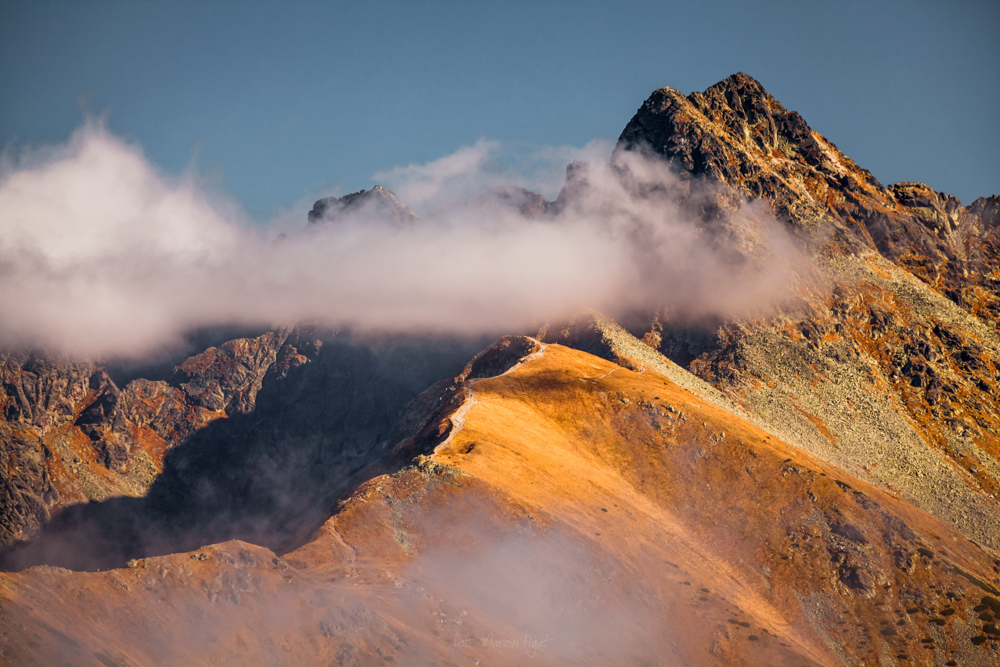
[0,122,799,358]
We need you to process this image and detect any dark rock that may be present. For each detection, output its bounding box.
[615,73,888,238]
[614,73,1000,331]
[308,185,417,226]
[0,328,492,569]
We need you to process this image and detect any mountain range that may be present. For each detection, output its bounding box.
[1,73,999,666]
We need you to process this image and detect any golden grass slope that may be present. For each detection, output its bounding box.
[2,342,1000,665]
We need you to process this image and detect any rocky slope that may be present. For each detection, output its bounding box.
[611,73,1000,553]
[0,329,489,569]
[1,351,220,547]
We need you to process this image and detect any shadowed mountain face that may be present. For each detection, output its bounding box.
[1,74,999,665]
[0,329,491,570]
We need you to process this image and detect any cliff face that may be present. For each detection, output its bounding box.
[0,334,298,549]
[889,185,1000,324]
[0,352,214,545]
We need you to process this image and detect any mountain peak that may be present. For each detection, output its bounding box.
[704,71,771,99]
[616,73,892,235]
[616,73,1000,326]
[307,185,417,225]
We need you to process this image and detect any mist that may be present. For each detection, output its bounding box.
[0,121,800,359]
[372,136,613,214]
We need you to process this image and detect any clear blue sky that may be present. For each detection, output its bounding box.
[2,0,997,221]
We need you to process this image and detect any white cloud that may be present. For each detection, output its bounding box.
[374,137,614,214]
[0,123,799,359]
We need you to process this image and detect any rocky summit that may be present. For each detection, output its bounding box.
[617,73,1000,324]
[307,184,418,226]
[2,74,999,666]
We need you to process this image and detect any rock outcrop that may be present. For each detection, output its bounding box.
[616,73,891,238]
[0,328,490,570]
[0,352,206,545]
[888,185,1000,325]
[307,184,418,226]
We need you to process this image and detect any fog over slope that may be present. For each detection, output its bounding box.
[0,121,798,359]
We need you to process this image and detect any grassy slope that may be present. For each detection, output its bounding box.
[4,343,1000,665]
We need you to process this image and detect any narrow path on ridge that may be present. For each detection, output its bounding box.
[433,338,547,455]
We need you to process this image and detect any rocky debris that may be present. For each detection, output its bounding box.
[307,185,417,226]
[672,262,1000,551]
[833,553,875,594]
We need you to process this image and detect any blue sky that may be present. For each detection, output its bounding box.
[2,0,997,221]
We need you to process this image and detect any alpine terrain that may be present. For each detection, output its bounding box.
[1,74,999,666]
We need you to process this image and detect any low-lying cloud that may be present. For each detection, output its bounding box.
[0,121,800,359]
[372,137,613,214]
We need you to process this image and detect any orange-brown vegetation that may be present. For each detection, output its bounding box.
[5,342,999,665]
[2,73,999,665]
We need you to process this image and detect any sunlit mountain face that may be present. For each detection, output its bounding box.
[1,74,999,666]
